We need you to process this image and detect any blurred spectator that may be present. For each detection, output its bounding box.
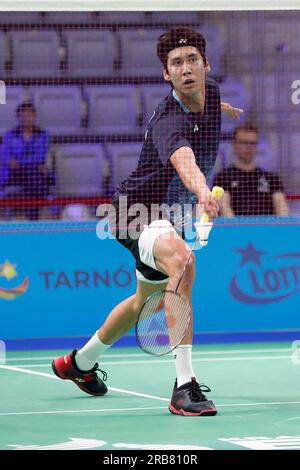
[0,101,53,220]
[213,123,290,216]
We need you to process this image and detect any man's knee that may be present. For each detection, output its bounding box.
[154,236,195,279]
[166,249,195,280]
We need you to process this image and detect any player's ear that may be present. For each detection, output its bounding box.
[163,68,171,82]
[205,59,211,73]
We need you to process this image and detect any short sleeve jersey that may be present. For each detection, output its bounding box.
[213,166,284,215]
[0,126,49,186]
[113,76,221,221]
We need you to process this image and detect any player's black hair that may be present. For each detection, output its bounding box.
[157,26,207,70]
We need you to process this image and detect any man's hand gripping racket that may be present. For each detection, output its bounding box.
[195,185,224,248]
[135,186,224,356]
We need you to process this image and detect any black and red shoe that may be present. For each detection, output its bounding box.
[169,378,217,416]
[52,350,108,396]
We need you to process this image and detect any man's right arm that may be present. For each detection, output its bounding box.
[170,146,209,202]
[170,146,219,218]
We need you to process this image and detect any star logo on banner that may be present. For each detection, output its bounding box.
[235,242,267,267]
[0,259,29,300]
[0,260,18,280]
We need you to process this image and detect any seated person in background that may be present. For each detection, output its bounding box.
[0,101,53,220]
[213,123,290,217]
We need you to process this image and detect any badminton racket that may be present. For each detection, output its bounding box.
[135,186,224,356]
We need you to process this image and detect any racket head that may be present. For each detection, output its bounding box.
[135,289,191,356]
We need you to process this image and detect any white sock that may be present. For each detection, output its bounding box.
[75,332,110,371]
[172,345,197,388]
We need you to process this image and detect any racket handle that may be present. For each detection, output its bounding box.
[201,186,224,223]
[195,186,224,246]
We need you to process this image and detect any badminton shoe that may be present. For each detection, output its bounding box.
[169,377,217,416]
[52,349,108,396]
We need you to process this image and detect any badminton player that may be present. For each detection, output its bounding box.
[52,27,241,416]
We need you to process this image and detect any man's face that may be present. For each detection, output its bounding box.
[233,130,258,164]
[19,109,36,127]
[164,46,208,99]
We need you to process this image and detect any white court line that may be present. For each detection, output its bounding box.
[0,364,61,380]
[1,364,300,417]
[2,401,300,418]
[100,355,292,364]
[6,355,292,368]
[0,406,167,417]
[219,401,300,408]
[0,364,169,402]
[4,348,294,362]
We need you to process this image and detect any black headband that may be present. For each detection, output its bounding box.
[157,29,206,66]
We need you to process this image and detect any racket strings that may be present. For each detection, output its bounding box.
[136,291,191,356]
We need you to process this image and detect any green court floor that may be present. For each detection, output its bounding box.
[1,342,300,450]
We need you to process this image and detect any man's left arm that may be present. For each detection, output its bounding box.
[221,102,243,120]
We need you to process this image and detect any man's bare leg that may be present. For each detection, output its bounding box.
[96,231,194,346]
[98,279,168,345]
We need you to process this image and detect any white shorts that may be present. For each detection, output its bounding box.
[137,219,177,283]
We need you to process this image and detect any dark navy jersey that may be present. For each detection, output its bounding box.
[112,76,221,229]
[213,165,284,216]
